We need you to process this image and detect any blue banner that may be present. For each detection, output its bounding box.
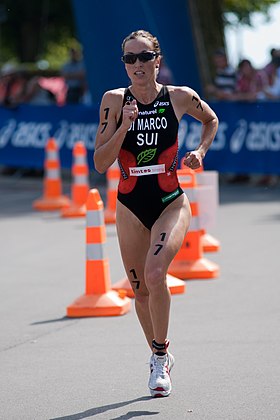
[0,102,280,174]
[179,101,280,174]
[0,104,98,169]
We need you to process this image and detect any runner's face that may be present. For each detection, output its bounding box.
[123,37,160,84]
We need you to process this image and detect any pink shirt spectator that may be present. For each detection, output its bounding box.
[235,59,268,101]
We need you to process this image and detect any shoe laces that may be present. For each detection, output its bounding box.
[153,355,169,378]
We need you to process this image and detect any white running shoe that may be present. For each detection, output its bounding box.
[148,352,174,397]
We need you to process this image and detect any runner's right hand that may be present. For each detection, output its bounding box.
[122,99,138,129]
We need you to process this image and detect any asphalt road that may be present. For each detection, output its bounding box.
[0,172,280,420]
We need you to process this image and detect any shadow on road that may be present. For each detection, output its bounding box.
[49,396,157,420]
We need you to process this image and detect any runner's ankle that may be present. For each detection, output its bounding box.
[152,339,170,354]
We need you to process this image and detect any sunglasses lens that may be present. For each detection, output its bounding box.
[122,55,137,64]
[139,52,155,62]
[122,52,157,64]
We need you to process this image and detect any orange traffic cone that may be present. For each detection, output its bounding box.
[168,169,219,280]
[66,188,131,317]
[104,161,120,224]
[61,141,89,218]
[112,273,185,298]
[201,232,220,253]
[33,138,70,211]
[179,161,220,253]
[195,166,220,252]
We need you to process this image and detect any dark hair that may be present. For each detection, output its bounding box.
[238,59,252,69]
[122,30,161,55]
[272,55,280,67]
[213,48,226,57]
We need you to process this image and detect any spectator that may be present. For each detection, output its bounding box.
[22,75,56,105]
[39,76,67,106]
[262,48,280,87]
[256,51,280,186]
[264,76,280,100]
[227,58,266,183]
[234,59,268,101]
[0,63,27,108]
[61,47,86,104]
[206,49,245,183]
[262,50,280,99]
[206,48,237,100]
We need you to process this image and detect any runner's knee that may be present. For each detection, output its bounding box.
[135,291,149,304]
[145,266,166,292]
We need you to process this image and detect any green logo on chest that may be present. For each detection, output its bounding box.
[137,148,157,164]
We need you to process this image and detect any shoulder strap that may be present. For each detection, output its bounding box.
[162,84,170,98]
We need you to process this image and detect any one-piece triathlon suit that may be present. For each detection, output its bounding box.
[117,85,184,230]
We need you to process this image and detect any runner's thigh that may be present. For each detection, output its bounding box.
[116,199,151,294]
[146,194,191,273]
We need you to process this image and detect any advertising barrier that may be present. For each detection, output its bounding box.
[0,101,280,173]
[0,104,98,169]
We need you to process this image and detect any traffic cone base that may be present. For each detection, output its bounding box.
[166,274,186,294]
[168,258,219,280]
[112,277,135,298]
[67,290,131,317]
[33,195,70,211]
[61,204,87,218]
[112,274,185,297]
[202,233,220,253]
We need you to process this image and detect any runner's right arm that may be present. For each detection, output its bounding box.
[94,90,138,173]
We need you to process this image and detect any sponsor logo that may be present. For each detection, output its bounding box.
[138,109,157,116]
[162,189,180,203]
[137,148,157,164]
[158,108,165,114]
[0,119,97,150]
[129,164,165,176]
[154,101,169,107]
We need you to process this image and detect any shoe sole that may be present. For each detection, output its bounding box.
[150,387,171,398]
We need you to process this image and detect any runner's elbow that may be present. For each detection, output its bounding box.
[94,159,106,174]
[93,153,106,173]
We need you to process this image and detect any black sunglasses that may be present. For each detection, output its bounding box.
[121,51,158,64]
